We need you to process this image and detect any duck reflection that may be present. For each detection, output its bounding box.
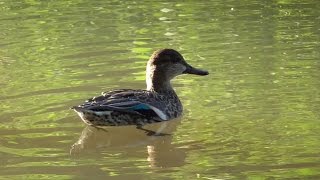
[70,119,186,167]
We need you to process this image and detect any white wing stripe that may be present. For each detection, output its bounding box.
[148,105,168,120]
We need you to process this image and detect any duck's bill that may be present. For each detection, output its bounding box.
[183,64,209,76]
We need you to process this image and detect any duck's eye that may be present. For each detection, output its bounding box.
[172,58,180,63]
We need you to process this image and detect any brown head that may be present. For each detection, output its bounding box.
[146,49,209,92]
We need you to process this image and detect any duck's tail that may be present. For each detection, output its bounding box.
[71,106,88,113]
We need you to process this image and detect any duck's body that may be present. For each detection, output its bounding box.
[72,49,208,126]
[73,88,182,126]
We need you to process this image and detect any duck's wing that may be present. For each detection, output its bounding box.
[74,89,168,120]
[83,89,134,102]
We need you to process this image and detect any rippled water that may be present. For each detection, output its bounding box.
[1,0,319,179]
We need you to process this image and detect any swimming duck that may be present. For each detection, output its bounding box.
[72,49,208,127]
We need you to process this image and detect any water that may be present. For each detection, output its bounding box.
[1,0,319,179]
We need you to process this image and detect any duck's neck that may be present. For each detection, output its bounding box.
[146,68,174,93]
[146,79,174,93]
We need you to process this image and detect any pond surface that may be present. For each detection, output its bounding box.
[0,0,319,179]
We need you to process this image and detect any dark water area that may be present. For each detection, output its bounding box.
[0,0,319,179]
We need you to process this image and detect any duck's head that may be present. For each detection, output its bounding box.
[146,49,209,92]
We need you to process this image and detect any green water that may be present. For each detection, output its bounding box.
[1,0,319,179]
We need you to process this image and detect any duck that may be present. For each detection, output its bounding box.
[72,49,209,127]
